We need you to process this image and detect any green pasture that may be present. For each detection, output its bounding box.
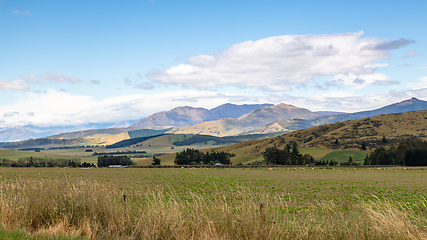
[2,145,370,166]
[299,147,335,159]
[0,149,77,161]
[1,167,427,207]
[320,150,368,163]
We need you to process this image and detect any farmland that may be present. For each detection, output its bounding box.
[1,167,427,239]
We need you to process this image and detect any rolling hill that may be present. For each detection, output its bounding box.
[207,110,427,164]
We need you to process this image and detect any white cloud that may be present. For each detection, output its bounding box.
[359,73,390,84]
[0,80,30,91]
[401,76,427,90]
[372,80,399,86]
[42,73,81,83]
[331,73,390,87]
[22,73,37,80]
[402,50,417,58]
[148,32,411,91]
[3,111,19,117]
[364,63,389,69]
[11,10,31,15]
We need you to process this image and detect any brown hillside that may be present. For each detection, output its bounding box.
[214,110,427,158]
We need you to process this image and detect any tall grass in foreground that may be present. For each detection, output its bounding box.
[1,178,427,239]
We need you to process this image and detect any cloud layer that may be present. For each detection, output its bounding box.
[148,32,412,91]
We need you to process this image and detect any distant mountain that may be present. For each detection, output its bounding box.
[209,103,273,119]
[0,127,37,142]
[128,103,272,130]
[3,98,426,145]
[0,103,270,142]
[167,103,321,136]
[0,122,132,142]
[313,97,427,126]
[165,98,427,137]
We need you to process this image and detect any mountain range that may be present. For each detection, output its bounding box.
[166,98,427,137]
[166,103,320,136]
[0,103,272,142]
[127,103,272,130]
[1,98,427,144]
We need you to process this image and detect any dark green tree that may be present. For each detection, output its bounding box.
[174,148,230,165]
[97,155,133,167]
[382,135,388,144]
[152,156,161,165]
[361,142,367,150]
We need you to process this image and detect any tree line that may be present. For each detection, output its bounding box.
[364,138,427,166]
[97,155,134,167]
[0,155,136,168]
[262,142,315,165]
[174,148,231,165]
[0,157,95,168]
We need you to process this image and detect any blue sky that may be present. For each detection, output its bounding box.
[1,0,426,128]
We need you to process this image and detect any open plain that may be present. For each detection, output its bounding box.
[1,167,427,239]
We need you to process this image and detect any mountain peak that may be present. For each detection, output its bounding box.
[275,103,298,109]
[395,97,426,107]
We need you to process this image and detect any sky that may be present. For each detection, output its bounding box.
[1,0,427,128]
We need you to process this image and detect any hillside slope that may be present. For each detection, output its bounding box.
[211,110,427,162]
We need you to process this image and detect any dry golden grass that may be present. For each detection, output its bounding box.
[85,132,130,145]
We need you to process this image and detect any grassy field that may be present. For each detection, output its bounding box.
[320,150,368,163]
[1,167,427,239]
[0,145,375,166]
[0,149,82,161]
